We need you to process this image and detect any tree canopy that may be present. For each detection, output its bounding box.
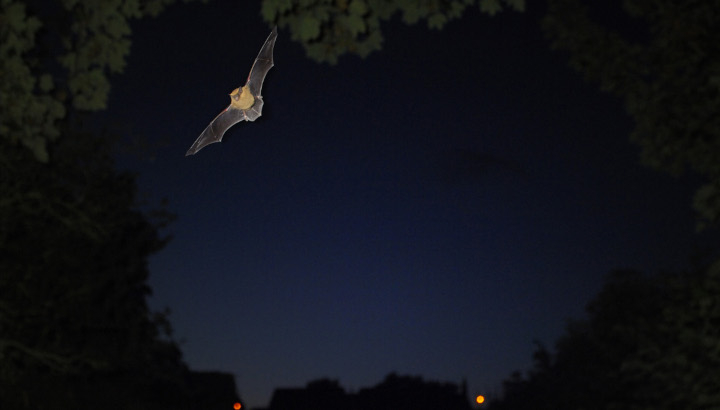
[543,0,720,228]
[0,0,194,162]
[487,265,720,410]
[260,0,524,64]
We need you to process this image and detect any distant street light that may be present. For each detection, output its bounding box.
[233,402,242,410]
[476,395,485,405]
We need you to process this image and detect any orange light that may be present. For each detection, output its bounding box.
[476,395,485,404]
[233,403,242,410]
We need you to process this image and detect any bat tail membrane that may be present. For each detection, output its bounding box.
[245,98,264,122]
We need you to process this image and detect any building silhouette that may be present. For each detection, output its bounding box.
[187,371,243,409]
[264,373,472,410]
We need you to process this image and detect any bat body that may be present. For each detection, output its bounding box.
[186,27,277,156]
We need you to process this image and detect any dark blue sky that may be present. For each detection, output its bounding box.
[107,1,704,407]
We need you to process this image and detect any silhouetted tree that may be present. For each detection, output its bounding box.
[0,126,188,409]
[0,0,203,408]
[488,266,720,410]
[543,0,720,228]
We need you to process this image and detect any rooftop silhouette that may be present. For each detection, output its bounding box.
[262,373,472,410]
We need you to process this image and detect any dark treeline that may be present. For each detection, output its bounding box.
[487,265,720,410]
[0,67,242,410]
[0,1,241,408]
[486,1,720,408]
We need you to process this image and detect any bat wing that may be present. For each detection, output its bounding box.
[185,106,248,156]
[244,26,277,113]
[186,27,277,156]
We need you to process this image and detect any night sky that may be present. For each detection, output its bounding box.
[105,1,704,407]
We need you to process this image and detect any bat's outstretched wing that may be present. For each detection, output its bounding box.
[185,107,248,156]
[246,26,277,101]
[186,27,277,156]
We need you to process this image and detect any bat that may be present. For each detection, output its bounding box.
[185,27,277,156]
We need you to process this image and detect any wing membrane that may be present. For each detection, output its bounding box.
[246,27,277,97]
[185,107,247,156]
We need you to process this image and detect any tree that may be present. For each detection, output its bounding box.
[0,0,195,162]
[0,115,194,410]
[542,0,720,228]
[618,262,720,408]
[487,266,720,410]
[0,0,199,408]
[260,0,525,64]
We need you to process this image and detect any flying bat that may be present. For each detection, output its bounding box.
[186,27,277,156]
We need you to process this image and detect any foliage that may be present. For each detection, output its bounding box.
[488,266,720,410]
[0,0,202,408]
[0,124,189,408]
[0,0,195,162]
[542,0,720,228]
[260,0,524,63]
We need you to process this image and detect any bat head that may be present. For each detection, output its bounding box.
[229,87,241,101]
